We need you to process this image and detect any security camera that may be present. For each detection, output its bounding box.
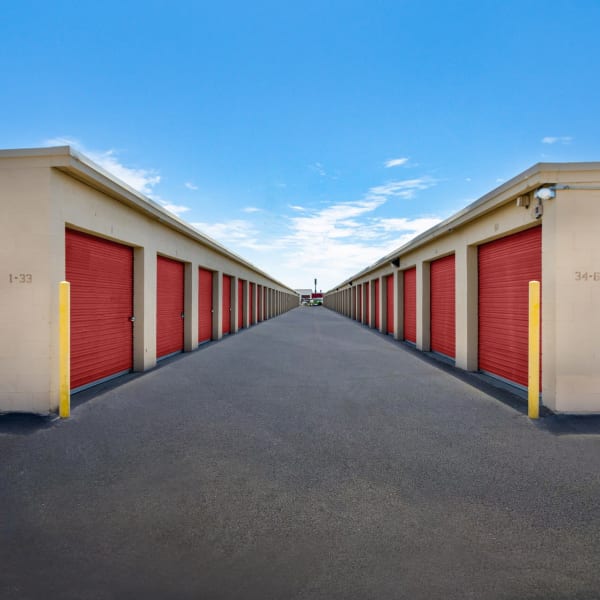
[534,187,556,201]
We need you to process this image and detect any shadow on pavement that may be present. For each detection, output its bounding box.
[0,413,57,436]
[533,414,600,436]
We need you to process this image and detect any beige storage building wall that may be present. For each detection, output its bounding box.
[324,163,600,414]
[0,146,298,414]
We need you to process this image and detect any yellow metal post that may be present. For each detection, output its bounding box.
[528,280,541,419]
[59,281,70,418]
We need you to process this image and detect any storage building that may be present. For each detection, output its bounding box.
[324,162,600,414]
[0,146,298,414]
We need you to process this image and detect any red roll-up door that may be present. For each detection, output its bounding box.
[250,283,255,324]
[357,285,362,321]
[403,268,416,343]
[157,256,184,358]
[478,226,542,387]
[430,255,456,358]
[374,279,380,330]
[66,229,133,390]
[265,288,269,319]
[222,275,232,334]
[258,285,263,322]
[238,279,244,329]
[198,267,213,344]
[386,274,394,334]
[365,282,370,325]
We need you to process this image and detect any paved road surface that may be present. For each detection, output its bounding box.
[2,307,600,599]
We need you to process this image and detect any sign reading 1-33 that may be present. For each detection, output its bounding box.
[8,274,33,283]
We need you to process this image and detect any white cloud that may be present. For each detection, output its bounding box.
[185,182,198,190]
[368,177,435,199]
[158,202,191,216]
[309,162,326,176]
[376,217,444,233]
[541,136,573,145]
[272,177,441,288]
[190,219,274,251]
[242,206,262,213]
[384,157,409,168]
[163,173,440,290]
[43,136,160,195]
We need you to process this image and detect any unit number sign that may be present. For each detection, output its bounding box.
[574,272,600,281]
[8,274,33,283]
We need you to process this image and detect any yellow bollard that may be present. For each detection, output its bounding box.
[59,281,71,418]
[528,280,541,419]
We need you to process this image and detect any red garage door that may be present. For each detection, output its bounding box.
[198,267,213,344]
[365,282,370,325]
[238,279,244,329]
[66,229,133,390]
[479,227,542,387]
[258,285,263,322]
[374,279,380,330]
[403,268,416,343]
[250,283,256,324]
[222,275,232,335]
[157,256,184,358]
[430,255,456,359]
[386,274,394,334]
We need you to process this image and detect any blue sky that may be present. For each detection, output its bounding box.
[2,1,599,290]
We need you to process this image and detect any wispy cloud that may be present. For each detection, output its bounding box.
[368,177,435,199]
[541,136,573,145]
[189,219,275,251]
[242,206,262,213]
[157,201,191,216]
[384,157,409,168]
[289,205,306,212]
[309,162,326,176]
[43,136,160,195]
[276,177,441,287]
[184,182,198,190]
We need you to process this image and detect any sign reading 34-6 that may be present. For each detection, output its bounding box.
[574,272,600,281]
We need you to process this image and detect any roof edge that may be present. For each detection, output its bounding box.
[0,146,297,294]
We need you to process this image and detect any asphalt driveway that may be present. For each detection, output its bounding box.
[2,306,599,599]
